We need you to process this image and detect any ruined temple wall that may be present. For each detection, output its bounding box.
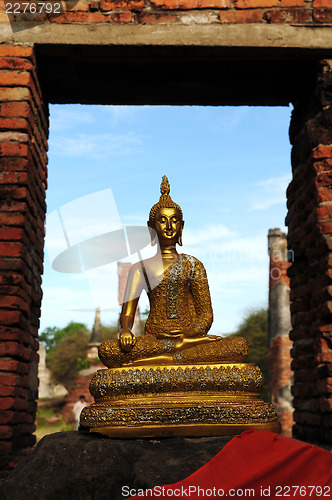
[0,0,331,26]
[0,45,48,472]
[0,0,330,470]
[287,60,332,445]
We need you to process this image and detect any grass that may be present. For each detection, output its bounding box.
[35,407,75,441]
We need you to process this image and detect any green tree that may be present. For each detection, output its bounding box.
[231,308,269,402]
[47,330,90,391]
[41,320,119,390]
[40,322,89,354]
[39,326,58,353]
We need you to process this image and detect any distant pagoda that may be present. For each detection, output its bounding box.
[87,307,103,361]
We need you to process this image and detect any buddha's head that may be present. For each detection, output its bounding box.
[148,176,184,247]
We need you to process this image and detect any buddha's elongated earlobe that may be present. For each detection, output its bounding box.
[177,221,184,246]
[148,225,157,246]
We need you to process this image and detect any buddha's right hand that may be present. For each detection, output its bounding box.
[119,328,136,352]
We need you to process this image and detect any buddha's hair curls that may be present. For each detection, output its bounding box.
[148,176,183,226]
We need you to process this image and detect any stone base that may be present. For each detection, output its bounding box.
[0,431,235,500]
[80,363,280,437]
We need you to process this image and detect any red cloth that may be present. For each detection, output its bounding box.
[128,431,332,499]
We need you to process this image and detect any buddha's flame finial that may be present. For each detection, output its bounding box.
[160,176,170,197]
[148,176,183,225]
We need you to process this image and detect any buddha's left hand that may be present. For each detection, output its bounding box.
[169,325,204,338]
[184,324,205,337]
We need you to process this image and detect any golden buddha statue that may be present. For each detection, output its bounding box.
[80,177,280,437]
[98,176,248,369]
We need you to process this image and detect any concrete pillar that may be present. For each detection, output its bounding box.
[268,229,293,437]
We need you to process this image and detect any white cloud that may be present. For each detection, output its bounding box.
[50,132,142,158]
[192,107,250,134]
[183,224,237,246]
[251,173,291,210]
[50,106,94,132]
[182,225,268,264]
[101,106,137,127]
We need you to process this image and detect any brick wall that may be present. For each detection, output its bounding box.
[0,0,331,26]
[287,60,332,446]
[0,45,48,473]
[0,0,330,469]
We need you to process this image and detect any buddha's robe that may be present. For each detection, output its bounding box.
[99,254,248,368]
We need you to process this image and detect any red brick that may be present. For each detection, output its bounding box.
[0,386,27,398]
[317,220,332,233]
[0,441,13,454]
[0,341,26,358]
[0,101,31,118]
[319,397,332,412]
[0,46,33,58]
[136,12,178,22]
[266,8,312,22]
[0,214,26,228]
[313,0,331,6]
[0,117,30,133]
[50,11,108,22]
[151,0,230,7]
[219,9,263,22]
[0,143,30,159]
[313,145,332,159]
[0,87,31,102]
[0,397,28,411]
[317,351,332,363]
[0,199,28,213]
[0,70,32,88]
[0,58,34,72]
[313,8,332,23]
[107,11,132,21]
[0,241,25,258]
[0,426,13,440]
[0,327,33,345]
[0,228,25,241]
[316,377,332,393]
[0,423,35,440]
[312,158,332,176]
[281,0,306,5]
[0,296,29,315]
[234,0,277,7]
[314,205,332,221]
[0,310,23,325]
[0,131,29,143]
[0,359,28,374]
[101,0,144,10]
[0,410,33,425]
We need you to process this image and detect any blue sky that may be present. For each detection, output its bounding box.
[41,104,292,335]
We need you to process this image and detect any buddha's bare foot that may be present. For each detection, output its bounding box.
[174,335,221,351]
[123,354,174,366]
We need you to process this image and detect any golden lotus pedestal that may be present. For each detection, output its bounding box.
[80,363,280,437]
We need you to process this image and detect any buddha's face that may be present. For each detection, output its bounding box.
[152,207,183,246]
